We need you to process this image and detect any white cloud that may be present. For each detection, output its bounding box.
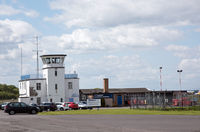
[165,45,189,52]
[0,19,37,44]
[178,58,200,79]
[166,45,200,82]
[165,44,195,58]
[165,44,200,59]
[0,5,20,15]
[55,25,180,53]
[0,19,38,65]
[46,0,200,28]
[23,10,39,17]
[0,4,39,17]
[74,55,157,88]
[194,28,200,32]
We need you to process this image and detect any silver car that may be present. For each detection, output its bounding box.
[1,102,9,110]
[56,102,69,111]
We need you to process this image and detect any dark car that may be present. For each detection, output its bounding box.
[4,102,38,115]
[39,102,57,111]
[30,103,43,112]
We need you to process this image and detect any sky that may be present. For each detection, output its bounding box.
[0,0,200,91]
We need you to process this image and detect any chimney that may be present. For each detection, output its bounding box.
[103,78,109,93]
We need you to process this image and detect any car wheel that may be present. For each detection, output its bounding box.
[60,107,64,111]
[9,110,15,115]
[31,109,37,114]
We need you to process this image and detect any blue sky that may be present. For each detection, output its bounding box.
[0,0,200,91]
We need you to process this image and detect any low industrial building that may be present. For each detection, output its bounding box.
[79,78,188,107]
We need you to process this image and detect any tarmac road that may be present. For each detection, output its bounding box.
[0,110,200,132]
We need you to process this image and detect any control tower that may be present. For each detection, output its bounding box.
[40,54,66,102]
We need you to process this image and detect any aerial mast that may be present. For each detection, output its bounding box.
[20,47,23,77]
[33,36,42,78]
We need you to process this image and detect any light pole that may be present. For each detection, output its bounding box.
[177,69,183,107]
[159,67,162,108]
[160,67,162,91]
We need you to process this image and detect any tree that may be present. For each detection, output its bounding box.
[0,84,19,100]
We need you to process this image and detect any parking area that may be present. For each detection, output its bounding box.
[0,110,200,132]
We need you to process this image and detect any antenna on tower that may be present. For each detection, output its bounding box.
[32,36,42,78]
[20,47,23,77]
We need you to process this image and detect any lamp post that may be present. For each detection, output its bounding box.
[159,67,162,108]
[160,67,162,91]
[177,69,183,107]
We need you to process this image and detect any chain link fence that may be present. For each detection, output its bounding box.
[129,91,200,109]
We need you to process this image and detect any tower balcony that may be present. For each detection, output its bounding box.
[20,74,43,80]
[65,74,78,79]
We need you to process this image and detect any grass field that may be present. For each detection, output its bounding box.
[39,108,200,115]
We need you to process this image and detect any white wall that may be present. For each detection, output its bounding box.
[19,79,46,104]
[19,81,30,97]
[43,67,65,103]
[65,78,79,103]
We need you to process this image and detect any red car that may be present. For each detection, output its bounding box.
[66,102,79,110]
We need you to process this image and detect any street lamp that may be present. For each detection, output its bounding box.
[177,69,183,107]
[158,67,163,108]
[177,70,183,90]
[160,67,162,91]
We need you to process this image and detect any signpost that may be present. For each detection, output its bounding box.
[87,99,101,107]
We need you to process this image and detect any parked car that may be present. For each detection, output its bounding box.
[39,102,57,111]
[4,102,38,115]
[30,103,43,112]
[78,101,93,110]
[56,102,69,111]
[66,102,79,110]
[0,102,9,110]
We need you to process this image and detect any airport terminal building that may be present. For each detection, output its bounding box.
[18,54,79,104]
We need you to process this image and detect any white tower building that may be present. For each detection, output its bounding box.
[18,54,79,104]
[41,54,66,103]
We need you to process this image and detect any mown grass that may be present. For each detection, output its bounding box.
[39,108,200,115]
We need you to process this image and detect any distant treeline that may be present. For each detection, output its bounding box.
[0,84,19,100]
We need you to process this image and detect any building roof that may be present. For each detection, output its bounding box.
[80,88,149,94]
[40,54,67,57]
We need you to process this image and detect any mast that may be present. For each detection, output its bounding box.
[21,47,23,77]
[36,36,39,78]
[33,36,42,78]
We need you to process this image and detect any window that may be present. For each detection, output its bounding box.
[36,83,41,90]
[52,58,56,63]
[55,84,58,93]
[55,70,57,76]
[68,82,73,89]
[37,97,41,104]
[46,58,51,64]
[42,58,46,64]
[56,58,60,63]
[13,102,20,107]
[20,102,27,107]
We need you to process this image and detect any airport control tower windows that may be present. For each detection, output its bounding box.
[46,58,51,64]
